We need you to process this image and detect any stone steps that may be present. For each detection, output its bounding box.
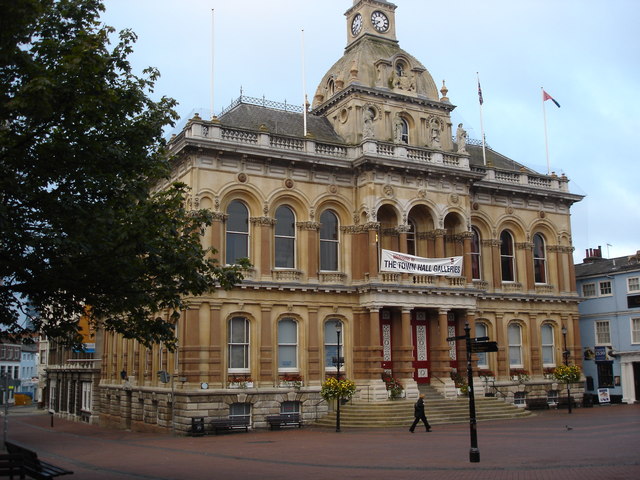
[314,385,532,428]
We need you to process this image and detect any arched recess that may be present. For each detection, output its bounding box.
[376,203,400,252]
[407,204,435,257]
[443,211,466,257]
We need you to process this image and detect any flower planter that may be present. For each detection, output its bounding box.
[229,381,253,389]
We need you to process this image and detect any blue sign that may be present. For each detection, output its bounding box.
[594,346,607,361]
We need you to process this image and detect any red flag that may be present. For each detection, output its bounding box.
[542,90,560,108]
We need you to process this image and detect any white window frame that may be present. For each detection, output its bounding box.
[627,276,640,293]
[595,320,611,345]
[631,318,640,344]
[582,283,596,297]
[475,322,489,368]
[81,382,92,412]
[599,280,612,296]
[229,402,251,424]
[532,233,547,284]
[324,319,343,371]
[280,401,301,415]
[274,205,296,269]
[277,318,298,372]
[225,200,250,265]
[228,317,250,373]
[508,323,523,368]
[541,323,555,367]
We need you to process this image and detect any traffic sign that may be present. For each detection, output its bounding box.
[470,341,498,353]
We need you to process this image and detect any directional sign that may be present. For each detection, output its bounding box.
[446,335,466,342]
[470,341,498,353]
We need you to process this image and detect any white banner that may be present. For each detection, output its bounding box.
[380,249,463,276]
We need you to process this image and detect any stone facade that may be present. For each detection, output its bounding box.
[97,0,584,433]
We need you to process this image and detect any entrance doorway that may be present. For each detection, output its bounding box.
[411,311,430,383]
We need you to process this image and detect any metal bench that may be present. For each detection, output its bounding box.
[0,453,26,479]
[211,416,250,434]
[4,442,73,479]
[266,413,302,430]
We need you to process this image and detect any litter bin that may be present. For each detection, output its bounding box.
[191,417,205,436]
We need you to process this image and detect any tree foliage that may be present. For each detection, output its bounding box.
[0,0,248,348]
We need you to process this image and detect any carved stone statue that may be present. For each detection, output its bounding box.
[456,123,467,153]
[363,108,374,139]
[394,115,404,143]
[430,119,441,148]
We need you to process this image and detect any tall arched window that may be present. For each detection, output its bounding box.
[500,230,515,282]
[508,323,523,368]
[533,233,547,284]
[324,319,343,370]
[226,200,249,265]
[228,317,249,372]
[475,322,489,368]
[278,318,298,371]
[400,118,409,144]
[471,227,482,280]
[320,210,339,271]
[275,206,296,269]
[541,323,555,366]
[407,219,417,256]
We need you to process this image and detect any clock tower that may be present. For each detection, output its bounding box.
[345,0,398,47]
[312,0,453,149]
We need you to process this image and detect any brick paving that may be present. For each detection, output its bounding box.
[2,404,639,479]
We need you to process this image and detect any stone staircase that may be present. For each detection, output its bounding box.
[313,385,532,428]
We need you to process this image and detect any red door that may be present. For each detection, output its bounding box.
[379,310,393,372]
[411,311,430,383]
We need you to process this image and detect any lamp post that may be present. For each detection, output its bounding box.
[335,322,342,433]
[562,326,572,414]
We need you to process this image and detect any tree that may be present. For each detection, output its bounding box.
[0,0,248,349]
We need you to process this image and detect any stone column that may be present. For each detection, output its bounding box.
[528,313,541,375]
[395,308,414,379]
[434,229,446,258]
[520,242,534,291]
[461,232,473,283]
[298,222,320,281]
[251,216,275,278]
[198,302,211,380]
[367,223,380,280]
[431,309,451,378]
[209,304,222,384]
[259,304,273,385]
[307,307,320,384]
[494,313,507,377]
[486,239,501,289]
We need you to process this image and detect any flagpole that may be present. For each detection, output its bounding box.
[542,87,550,174]
[477,73,487,166]
[301,28,308,137]
[210,9,215,119]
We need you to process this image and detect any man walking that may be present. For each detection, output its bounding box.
[409,394,432,433]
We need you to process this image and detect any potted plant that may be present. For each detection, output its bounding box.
[320,377,357,403]
[279,373,303,388]
[382,373,404,399]
[509,368,530,383]
[228,374,253,388]
[543,367,556,379]
[450,371,468,396]
[552,364,581,384]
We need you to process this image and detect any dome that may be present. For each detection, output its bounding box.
[312,37,440,109]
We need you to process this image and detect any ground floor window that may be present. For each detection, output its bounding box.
[280,401,301,415]
[514,391,526,407]
[547,390,559,406]
[49,379,57,411]
[596,361,614,388]
[81,382,92,411]
[230,402,251,424]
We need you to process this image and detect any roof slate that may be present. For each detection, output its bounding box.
[575,255,640,278]
[219,104,343,144]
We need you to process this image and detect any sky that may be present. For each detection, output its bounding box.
[101,0,640,264]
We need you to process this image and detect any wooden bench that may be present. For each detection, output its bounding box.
[525,398,550,410]
[0,453,26,479]
[266,413,302,430]
[211,417,250,434]
[4,442,73,479]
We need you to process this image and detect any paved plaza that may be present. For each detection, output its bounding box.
[3,403,639,479]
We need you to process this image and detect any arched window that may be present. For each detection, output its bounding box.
[500,230,515,282]
[327,79,335,96]
[508,323,523,368]
[541,323,555,366]
[275,206,296,269]
[395,61,406,77]
[471,227,482,280]
[475,322,489,368]
[400,118,409,144]
[278,318,298,371]
[320,210,339,271]
[226,200,249,265]
[228,317,249,372]
[533,233,547,284]
[324,319,343,370]
[407,219,417,256]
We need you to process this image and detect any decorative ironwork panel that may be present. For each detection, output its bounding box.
[416,325,427,361]
[382,324,392,363]
[448,325,457,360]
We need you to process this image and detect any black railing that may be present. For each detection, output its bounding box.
[220,94,304,116]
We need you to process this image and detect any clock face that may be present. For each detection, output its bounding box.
[371,11,389,33]
[351,13,362,36]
